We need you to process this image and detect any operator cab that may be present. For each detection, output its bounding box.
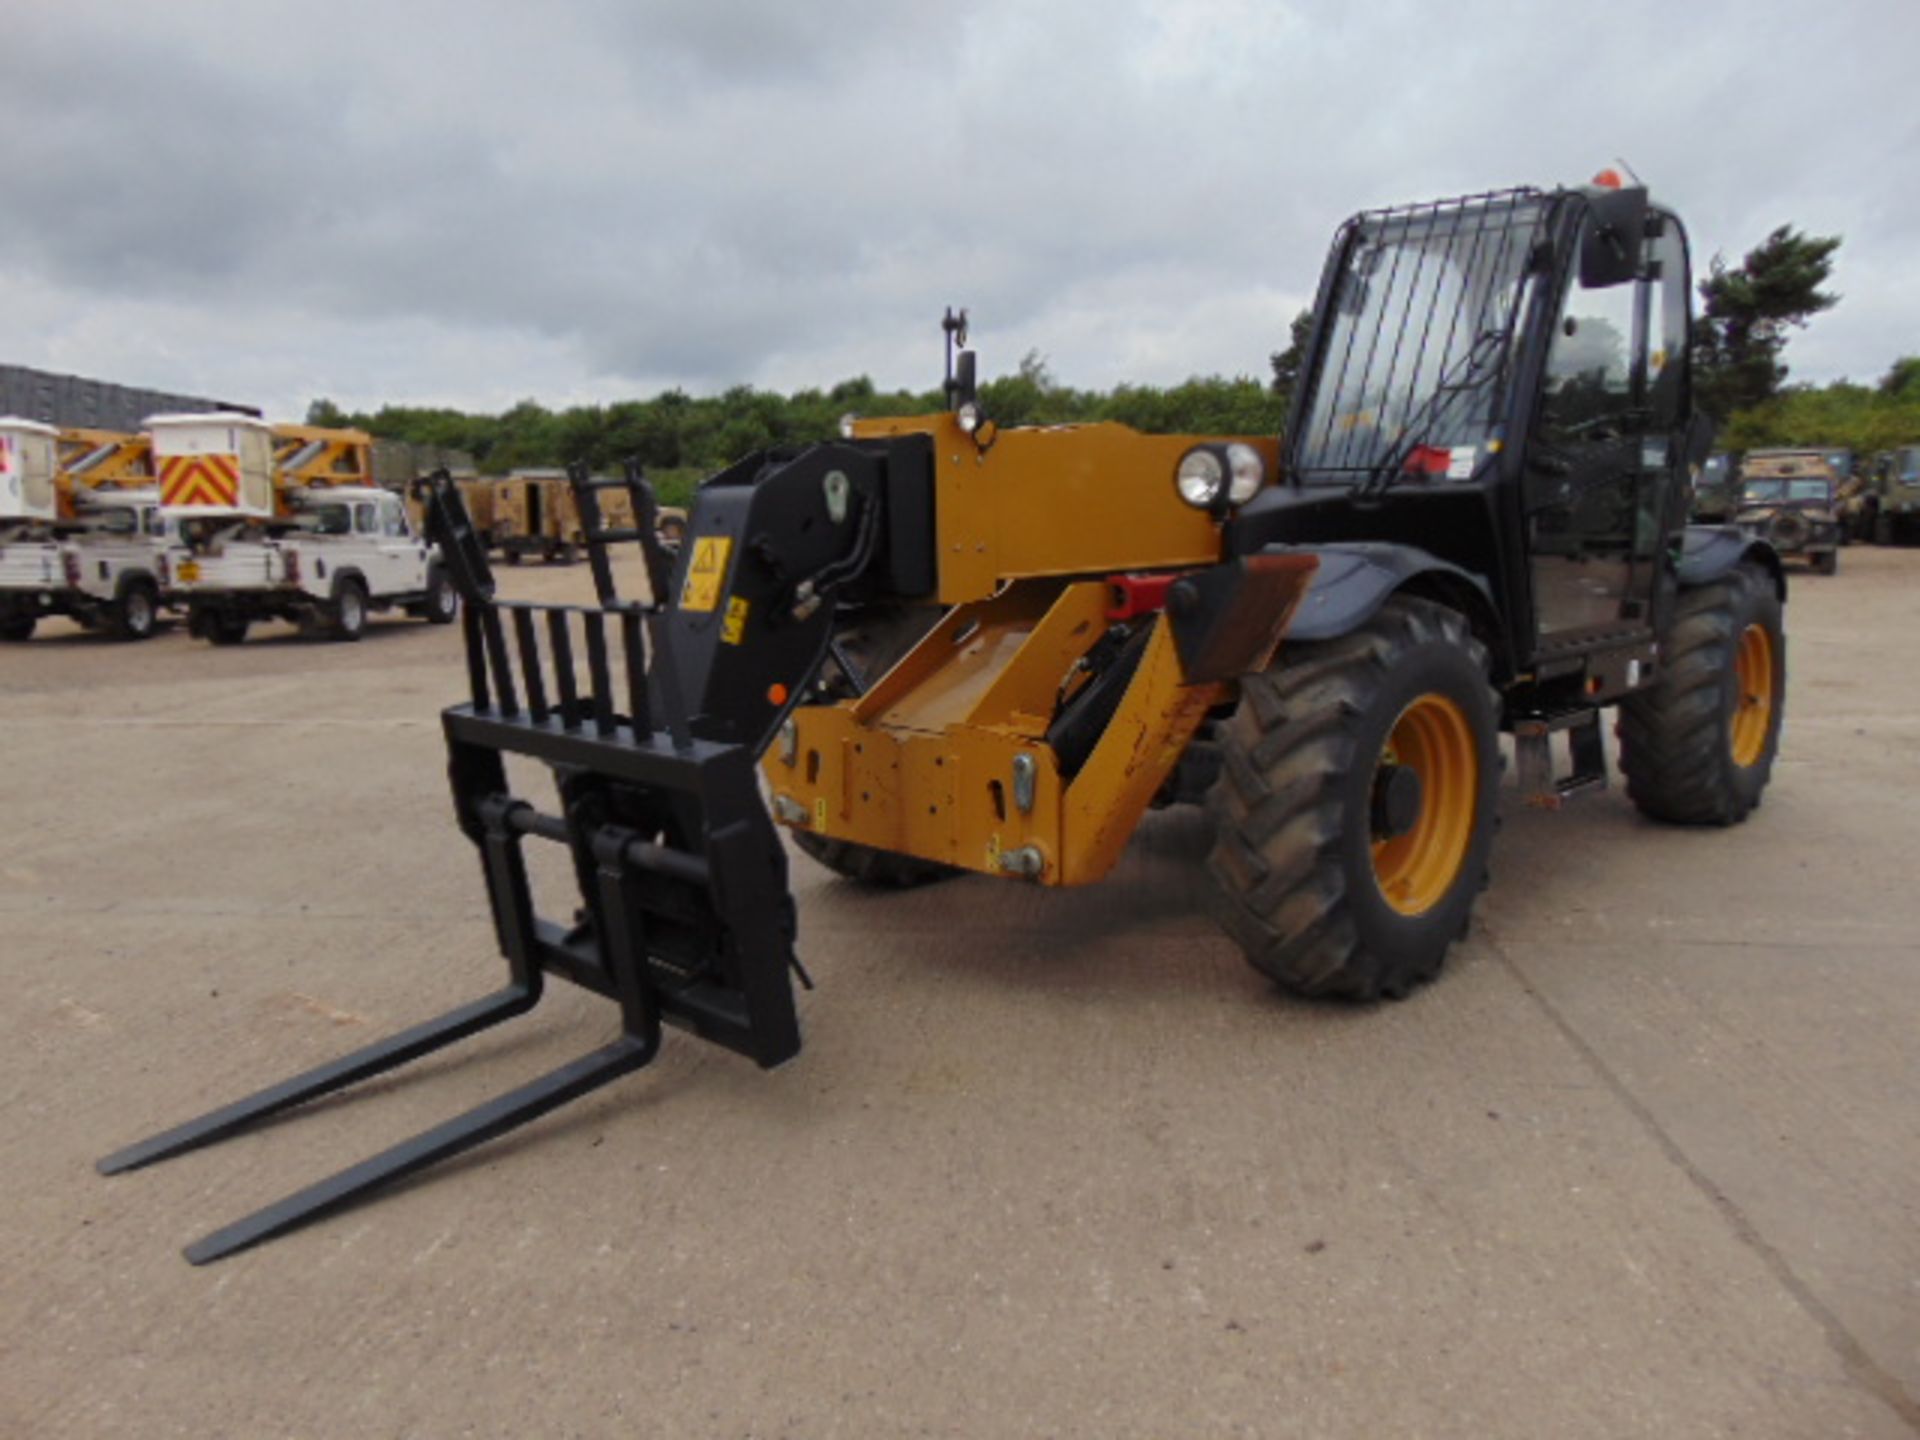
[1242,177,1705,691]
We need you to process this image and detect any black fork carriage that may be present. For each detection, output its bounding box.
[99,466,808,1264]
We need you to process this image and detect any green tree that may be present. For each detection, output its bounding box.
[1691,226,1842,421]
[1879,356,1920,399]
[1268,308,1313,402]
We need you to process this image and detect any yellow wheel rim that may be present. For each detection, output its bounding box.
[1371,693,1479,917]
[1730,622,1775,768]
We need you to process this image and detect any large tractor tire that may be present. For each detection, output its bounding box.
[1618,561,1783,825]
[791,830,959,888]
[1206,596,1500,1001]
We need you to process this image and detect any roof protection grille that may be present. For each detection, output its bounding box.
[1291,187,1553,485]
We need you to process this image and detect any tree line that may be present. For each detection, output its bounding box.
[308,357,1288,493]
[312,218,1913,487]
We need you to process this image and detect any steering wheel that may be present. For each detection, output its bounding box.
[1559,414,1625,442]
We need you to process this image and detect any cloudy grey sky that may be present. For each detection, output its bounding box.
[4,0,1915,420]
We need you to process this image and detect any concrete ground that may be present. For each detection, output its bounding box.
[2,545,1916,1439]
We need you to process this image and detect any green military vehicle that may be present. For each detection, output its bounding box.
[1735,452,1842,574]
[1866,446,1920,545]
[1691,451,1740,521]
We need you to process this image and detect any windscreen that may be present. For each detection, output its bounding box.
[1293,191,1551,484]
[310,504,352,535]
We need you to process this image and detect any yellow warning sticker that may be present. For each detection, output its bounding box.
[814,797,827,830]
[720,594,750,645]
[679,536,732,612]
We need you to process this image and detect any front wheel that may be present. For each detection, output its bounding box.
[1618,561,1783,825]
[1206,596,1500,1001]
[0,613,35,642]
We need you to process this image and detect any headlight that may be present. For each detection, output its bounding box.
[1176,449,1226,508]
[956,402,981,435]
[838,413,859,439]
[1225,443,1265,504]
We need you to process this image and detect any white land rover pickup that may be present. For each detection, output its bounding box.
[175,486,458,645]
[0,490,183,641]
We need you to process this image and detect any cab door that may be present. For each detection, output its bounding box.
[1525,210,1690,649]
[373,493,426,593]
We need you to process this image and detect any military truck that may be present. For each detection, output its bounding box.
[1734,459,1840,574]
[488,471,582,563]
[1690,451,1739,522]
[1866,446,1920,544]
[489,470,683,563]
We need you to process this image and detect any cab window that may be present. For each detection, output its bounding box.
[354,503,377,534]
[1539,260,1636,439]
[380,497,409,537]
[1538,210,1690,441]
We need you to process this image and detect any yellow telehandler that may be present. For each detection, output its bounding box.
[104,178,1786,1261]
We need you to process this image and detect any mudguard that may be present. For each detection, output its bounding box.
[1278,542,1495,643]
[1675,525,1785,598]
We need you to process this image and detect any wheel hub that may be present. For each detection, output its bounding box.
[1369,692,1479,917]
[1370,762,1424,839]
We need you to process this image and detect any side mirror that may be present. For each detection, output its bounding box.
[1579,186,1648,288]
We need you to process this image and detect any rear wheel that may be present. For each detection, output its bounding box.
[0,614,35,642]
[329,578,368,642]
[205,613,250,646]
[791,830,959,888]
[110,580,159,640]
[1618,561,1783,825]
[423,565,458,624]
[1811,549,1838,576]
[1206,597,1500,1001]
